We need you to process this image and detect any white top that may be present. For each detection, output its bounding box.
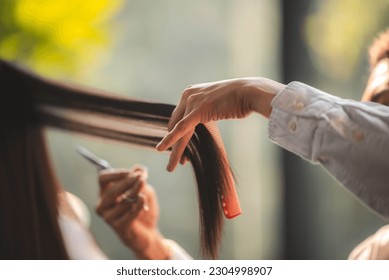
[269,81,389,218]
[58,192,191,260]
[58,211,108,260]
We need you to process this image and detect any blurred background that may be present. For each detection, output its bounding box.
[1,0,389,259]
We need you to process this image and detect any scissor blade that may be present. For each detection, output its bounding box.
[76,145,112,170]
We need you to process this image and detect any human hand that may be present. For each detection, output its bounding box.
[156,77,285,171]
[96,165,170,259]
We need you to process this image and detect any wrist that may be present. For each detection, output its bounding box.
[134,231,171,260]
[241,78,285,118]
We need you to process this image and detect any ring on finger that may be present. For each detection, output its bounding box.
[123,196,137,204]
[120,188,135,201]
[137,193,150,212]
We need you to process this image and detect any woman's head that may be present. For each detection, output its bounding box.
[362,28,389,105]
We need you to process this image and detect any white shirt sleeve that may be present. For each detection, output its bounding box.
[58,213,108,260]
[59,192,108,260]
[163,239,193,260]
[268,81,389,218]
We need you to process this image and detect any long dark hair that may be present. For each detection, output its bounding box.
[0,59,240,259]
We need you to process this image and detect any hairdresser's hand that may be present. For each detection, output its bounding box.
[96,166,170,259]
[156,77,285,171]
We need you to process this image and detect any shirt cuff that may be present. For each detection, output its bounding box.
[268,81,339,162]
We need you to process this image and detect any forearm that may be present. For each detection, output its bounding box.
[268,81,389,218]
[132,231,171,260]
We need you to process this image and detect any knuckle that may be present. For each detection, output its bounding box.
[186,93,204,110]
[182,86,194,98]
[131,170,142,178]
[175,120,187,131]
[186,93,198,103]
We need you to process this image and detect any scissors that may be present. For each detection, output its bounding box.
[76,145,112,171]
[76,145,149,211]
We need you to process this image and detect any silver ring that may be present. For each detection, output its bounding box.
[121,190,137,204]
[124,196,137,204]
[137,193,150,212]
[121,188,135,199]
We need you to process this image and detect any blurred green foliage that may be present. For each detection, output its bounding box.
[0,0,123,77]
[305,0,389,80]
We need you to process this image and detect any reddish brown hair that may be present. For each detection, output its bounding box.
[369,28,389,68]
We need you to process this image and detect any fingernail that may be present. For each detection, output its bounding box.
[156,141,163,151]
[166,163,172,172]
[143,203,150,212]
[136,164,149,179]
[138,165,149,179]
[137,193,149,211]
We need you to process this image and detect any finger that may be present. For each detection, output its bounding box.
[99,169,129,188]
[119,176,145,203]
[96,177,143,215]
[99,198,135,223]
[168,105,185,132]
[112,196,144,229]
[99,173,143,210]
[130,165,148,179]
[166,129,193,172]
[137,192,149,212]
[156,110,199,152]
[179,154,188,165]
[167,86,194,131]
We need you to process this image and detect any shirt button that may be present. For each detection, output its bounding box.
[288,121,297,131]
